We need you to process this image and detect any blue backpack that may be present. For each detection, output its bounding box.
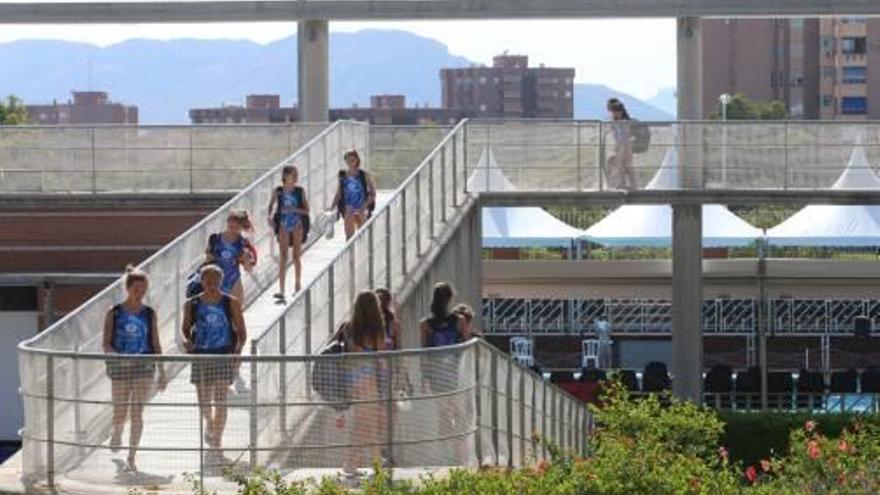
[185,235,222,298]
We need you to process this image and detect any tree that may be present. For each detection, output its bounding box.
[711,93,787,120]
[0,95,27,125]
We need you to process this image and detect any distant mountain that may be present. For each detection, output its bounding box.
[0,30,669,123]
[647,87,677,118]
[574,84,673,121]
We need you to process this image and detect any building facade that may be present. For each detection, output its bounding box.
[703,17,880,119]
[26,91,138,125]
[441,54,575,119]
[190,94,462,125]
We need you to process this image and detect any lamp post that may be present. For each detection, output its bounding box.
[719,93,731,186]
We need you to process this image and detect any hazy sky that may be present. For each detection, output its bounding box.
[0,19,676,99]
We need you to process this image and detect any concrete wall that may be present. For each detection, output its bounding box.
[0,312,38,441]
[396,200,482,348]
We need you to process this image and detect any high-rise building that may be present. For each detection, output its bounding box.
[441,54,575,119]
[703,17,880,120]
[26,91,138,125]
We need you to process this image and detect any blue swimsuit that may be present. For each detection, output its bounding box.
[192,296,234,353]
[278,188,301,231]
[210,234,246,293]
[343,175,367,213]
[112,305,154,355]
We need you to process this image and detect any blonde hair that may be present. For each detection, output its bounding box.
[199,264,224,279]
[227,210,253,231]
[124,264,148,288]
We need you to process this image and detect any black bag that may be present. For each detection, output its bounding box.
[311,326,350,411]
[630,119,651,154]
[273,186,310,242]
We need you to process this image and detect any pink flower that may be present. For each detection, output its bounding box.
[838,439,850,453]
[534,459,551,474]
[717,446,729,462]
[805,420,817,432]
[745,466,757,484]
[760,459,772,472]
[807,440,821,459]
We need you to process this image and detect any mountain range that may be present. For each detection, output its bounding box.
[0,30,672,123]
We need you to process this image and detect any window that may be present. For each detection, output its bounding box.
[822,95,834,107]
[841,37,867,55]
[842,16,868,24]
[822,66,837,79]
[790,19,804,29]
[822,37,836,50]
[841,96,868,114]
[843,66,868,84]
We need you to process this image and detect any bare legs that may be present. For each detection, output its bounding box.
[343,210,366,240]
[277,225,304,296]
[110,376,151,470]
[196,380,229,450]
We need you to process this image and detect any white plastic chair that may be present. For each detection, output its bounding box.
[581,339,600,369]
[510,336,534,367]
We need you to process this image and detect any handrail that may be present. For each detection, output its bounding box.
[251,118,470,348]
[19,120,362,351]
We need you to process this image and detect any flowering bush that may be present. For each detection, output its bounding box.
[178,382,880,494]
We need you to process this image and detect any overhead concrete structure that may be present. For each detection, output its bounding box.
[4,0,880,23]
[297,19,329,121]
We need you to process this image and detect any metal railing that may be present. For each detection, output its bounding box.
[465,119,880,191]
[0,123,327,193]
[17,339,586,490]
[483,297,880,335]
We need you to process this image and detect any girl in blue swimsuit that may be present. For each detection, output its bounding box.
[102,265,167,472]
[330,150,375,240]
[340,290,386,478]
[267,165,309,300]
[206,210,255,304]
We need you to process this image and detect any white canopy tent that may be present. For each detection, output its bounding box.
[468,149,586,249]
[582,149,763,247]
[767,146,880,247]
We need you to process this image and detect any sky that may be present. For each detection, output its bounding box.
[0,19,676,99]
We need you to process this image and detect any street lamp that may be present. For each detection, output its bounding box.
[719,93,732,185]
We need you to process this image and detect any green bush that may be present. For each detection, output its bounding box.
[720,411,880,467]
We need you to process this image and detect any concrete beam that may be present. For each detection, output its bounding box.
[297,20,329,122]
[671,203,702,402]
[3,0,880,24]
[478,189,880,207]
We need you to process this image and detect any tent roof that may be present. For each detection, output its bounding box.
[767,146,880,246]
[582,148,763,247]
[469,148,585,248]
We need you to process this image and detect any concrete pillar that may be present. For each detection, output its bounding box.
[676,17,704,189]
[671,204,702,402]
[297,20,329,122]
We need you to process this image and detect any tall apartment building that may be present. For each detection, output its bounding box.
[441,54,575,119]
[26,91,138,125]
[703,18,880,119]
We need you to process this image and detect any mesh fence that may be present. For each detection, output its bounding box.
[0,124,327,193]
[19,340,587,491]
[464,120,880,191]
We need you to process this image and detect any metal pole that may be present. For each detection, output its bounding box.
[531,373,537,460]
[189,126,194,193]
[428,158,435,239]
[199,382,205,491]
[490,351,499,465]
[519,367,526,466]
[249,343,258,470]
[598,122,606,191]
[401,189,408,274]
[305,289,313,400]
[416,170,423,256]
[279,316,287,430]
[758,239,769,410]
[452,135,459,208]
[90,127,96,193]
[46,355,55,488]
[462,121,469,197]
[440,146,447,223]
[385,207,392,290]
[368,224,375,288]
[473,344,483,467]
[42,281,55,330]
[576,122,583,190]
[328,265,335,336]
[721,101,727,187]
[506,358,513,468]
[541,379,547,460]
[385,354,395,482]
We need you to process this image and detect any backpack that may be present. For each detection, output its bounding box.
[630,119,651,153]
[187,294,237,350]
[272,186,311,242]
[311,324,350,411]
[336,170,375,219]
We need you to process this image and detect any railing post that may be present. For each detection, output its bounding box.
[279,316,287,431]
[199,376,206,491]
[462,121,469,197]
[473,343,483,467]
[451,135,458,208]
[440,146,447,223]
[576,121,583,190]
[415,170,422,256]
[249,343,258,470]
[305,289,313,400]
[506,358,513,468]
[518,365,526,466]
[46,355,54,488]
[428,158,435,239]
[368,223,375,288]
[490,351,499,465]
[385,207,392,290]
[401,188,408,275]
[598,122,606,191]
[328,265,335,336]
[531,372,537,460]
[175,257,182,349]
[90,127,97,193]
[385,354,395,482]
[541,380,548,460]
[349,239,356,305]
